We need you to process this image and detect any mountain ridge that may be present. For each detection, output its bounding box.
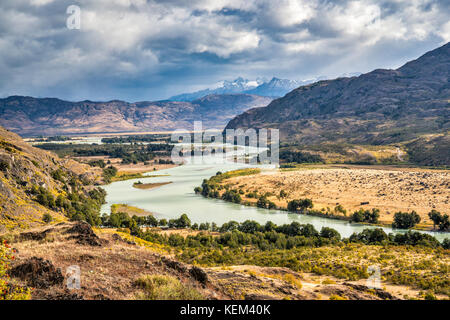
[0,94,272,136]
[169,77,310,101]
[225,43,450,151]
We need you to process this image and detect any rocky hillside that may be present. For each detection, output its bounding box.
[225,43,450,163]
[0,126,102,232]
[0,94,272,136]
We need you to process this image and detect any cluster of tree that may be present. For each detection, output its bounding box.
[136,220,342,251]
[197,169,261,199]
[191,222,219,231]
[156,159,174,164]
[102,166,118,183]
[32,136,73,142]
[102,211,155,235]
[119,145,172,165]
[287,199,314,213]
[123,215,449,251]
[30,185,106,226]
[256,196,276,209]
[222,190,242,204]
[88,159,107,168]
[168,214,191,229]
[350,208,380,224]
[245,191,259,198]
[197,176,233,201]
[392,211,421,229]
[102,212,192,237]
[101,135,171,144]
[44,136,72,142]
[349,228,445,248]
[428,210,450,231]
[36,143,172,164]
[279,150,323,164]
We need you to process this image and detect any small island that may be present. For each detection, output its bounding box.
[133,181,172,190]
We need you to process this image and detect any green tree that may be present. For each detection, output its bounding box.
[428,210,442,230]
[145,215,158,227]
[287,199,313,213]
[428,210,450,231]
[264,221,277,232]
[220,221,240,232]
[392,211,421,229]
[320,227,341,240]
[175,214,191,228]
[238,220,262,233]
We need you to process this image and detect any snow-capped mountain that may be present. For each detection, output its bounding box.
[244,77,302,97]
[169,77,264,101]
[169,76,308,101]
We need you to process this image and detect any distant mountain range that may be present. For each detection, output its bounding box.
[0,94,272,136]
[226,43,450,143]
[225,43,450,165]
[169,77,314,101]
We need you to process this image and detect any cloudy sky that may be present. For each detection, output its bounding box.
[0,0,449,101]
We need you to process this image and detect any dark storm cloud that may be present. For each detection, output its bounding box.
[0,0,448,101]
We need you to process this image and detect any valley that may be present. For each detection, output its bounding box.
[0,42,449,302]
[1,120,449,301]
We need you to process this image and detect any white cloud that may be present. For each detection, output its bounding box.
[30,0,55,6]
[0,0,448,100]
[440,21,450,43]
[268,0,316,27]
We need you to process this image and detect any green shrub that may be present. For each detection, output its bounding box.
[42,213,53,224]
[0,160,10,172]
[102,166,118,183]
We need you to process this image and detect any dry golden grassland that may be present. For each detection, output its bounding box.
[221,165,449,228]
